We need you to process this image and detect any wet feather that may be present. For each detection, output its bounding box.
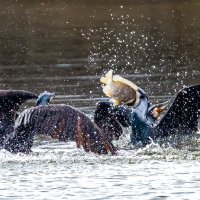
[5,104,116,155]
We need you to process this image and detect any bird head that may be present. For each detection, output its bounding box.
[36,91,55,106]
[147,100,170,123]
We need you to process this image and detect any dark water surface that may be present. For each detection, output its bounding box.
[0,1,200,199]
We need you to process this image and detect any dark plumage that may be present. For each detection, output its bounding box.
[94,101,126,141]
[95,85,200,147]
[0,90,38,146]
[2,84,199,155]
[0,90,38,118]
[4,104,116,155]
[152,84,200,139]
[94,89,152,142]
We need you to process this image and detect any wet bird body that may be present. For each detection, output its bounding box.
[0,90,38,146]
[95,84,200,147]
[0,77,199,155]
[151,85,200,139]
[4,104,116,155]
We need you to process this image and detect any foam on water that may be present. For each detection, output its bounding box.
[0,137,200,200]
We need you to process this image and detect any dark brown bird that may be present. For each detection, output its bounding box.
[4,92,116,155]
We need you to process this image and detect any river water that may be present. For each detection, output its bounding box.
[0,1,200,199]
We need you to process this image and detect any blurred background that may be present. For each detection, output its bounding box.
[0,0,199,108]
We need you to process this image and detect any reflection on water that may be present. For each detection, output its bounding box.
[0,1,200,199]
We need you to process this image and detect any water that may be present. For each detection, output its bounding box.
[0,1,200,199]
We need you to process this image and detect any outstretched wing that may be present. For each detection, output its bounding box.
[153,85,200,138]
[0,90,37,146]
[4,105,116,155]
[0,90,38,120]
[94,101,131,141]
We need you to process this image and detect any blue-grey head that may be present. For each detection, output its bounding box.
[36,91,55,106]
